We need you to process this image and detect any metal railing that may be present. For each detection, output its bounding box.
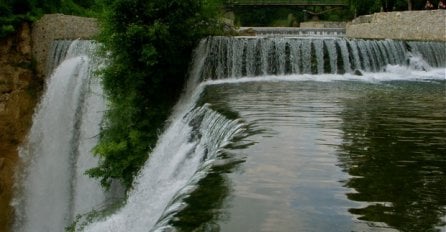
[226,0,348,6]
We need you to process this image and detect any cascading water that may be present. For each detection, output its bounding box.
[199,37,445,79]
[13,40,109,232]
[46,40,72,76]
[238,27,346,37]
[16,35,445,232]
[79,36,445,232]
[80,40,250,232]
[84,103,248,232]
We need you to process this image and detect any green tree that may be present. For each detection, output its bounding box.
[349,0,427,15]
[0,0,105,38]
[86,0,223,189]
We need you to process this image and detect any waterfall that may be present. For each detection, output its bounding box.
[13,40,108,232]
[199,37,446,80]
[80,40,249,232]
[46,40,72,75]
[18,35,444,231]
[239,27,346,37]
[84,103,247,232]
[80,36,445,231]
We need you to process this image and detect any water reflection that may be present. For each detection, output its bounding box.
[169,80,446,231]
[167,105,255,231]
[338,81,446,231]
[169,169,231,231]
[197,81,364,232]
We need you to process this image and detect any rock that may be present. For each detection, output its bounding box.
[18,23,32,57]
[238,28,256,36]
[0,23,43,232]
[354,69,363,76]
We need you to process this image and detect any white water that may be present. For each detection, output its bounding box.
[82,37,445,232]
[201,37,445,79]
[84,103,246,232]
[239,27,346,36]
[13,36,445,231]
[14,41,107,232]
[204,67,446,85]
[82,39,248,232]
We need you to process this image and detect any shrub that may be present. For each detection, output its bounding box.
[86,0,223,189]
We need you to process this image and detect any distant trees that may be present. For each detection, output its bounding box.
[0,0,30,38]
[0,0,103,38]
[233,0,430,27]
[351,0,430,15]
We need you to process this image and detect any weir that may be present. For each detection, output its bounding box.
[14,35,446,232]
[82,37,445,232]
[239,27,346,36]
[199,37,445,79]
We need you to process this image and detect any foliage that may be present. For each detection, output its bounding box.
[86,0,224,189]
[350,0,428,15]
[0,0,104,38]
[232,0,430,27]
[234,7,303,26]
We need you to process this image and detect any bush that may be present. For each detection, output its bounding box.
[86,0,223,189]
[0,0,103,39]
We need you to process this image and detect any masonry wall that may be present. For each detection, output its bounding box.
[346,10,446,42]
[32,14,99,79]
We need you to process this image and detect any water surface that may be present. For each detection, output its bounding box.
[171,78,446,232]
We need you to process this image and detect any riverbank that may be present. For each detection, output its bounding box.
[346,10,446,42]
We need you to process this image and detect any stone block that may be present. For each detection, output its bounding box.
[346,10,446,41]
[32,14,99,79]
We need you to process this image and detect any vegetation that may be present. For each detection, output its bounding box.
[85,0,224,189]
[351,0,428,15]
[0,0,106,38]
[2,0,431,38]
[1,0,436,191]
[233,0,430,27]
[1,0,223,190]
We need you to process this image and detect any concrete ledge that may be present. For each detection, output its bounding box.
[32,14,99,78]
[347,10,446,42]
[300,21,346,29]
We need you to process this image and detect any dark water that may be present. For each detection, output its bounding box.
[170,79,446,232]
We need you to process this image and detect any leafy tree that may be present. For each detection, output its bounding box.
[349,0,429,15]
[0,0,104,38]
[86,0,223,189]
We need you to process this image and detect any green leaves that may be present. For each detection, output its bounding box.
[88,0,224,190]
[140,44,158,66]
[94,140,128,158]
[0,25,15,37]
[0,0,106,39]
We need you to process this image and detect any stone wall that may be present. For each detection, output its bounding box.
[32,14,99,78]
[300,21,346,28]
[346,10,446,42]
